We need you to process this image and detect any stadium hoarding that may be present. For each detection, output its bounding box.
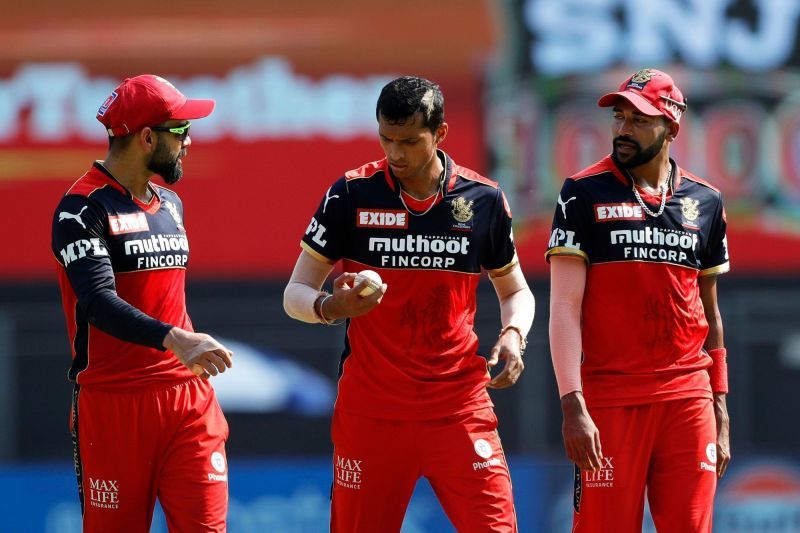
[0,0,494,280]
[489,0,800,274]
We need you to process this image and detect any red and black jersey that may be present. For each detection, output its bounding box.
[546,155,730,408]
[301,151,517,420]
[51,163,194,387]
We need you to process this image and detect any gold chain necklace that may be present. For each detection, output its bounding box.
[397,170,445,217]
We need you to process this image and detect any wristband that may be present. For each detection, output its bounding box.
[707,347,728,393]
[316,294,344,326]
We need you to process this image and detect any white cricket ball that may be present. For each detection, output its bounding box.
[354,270,382,297]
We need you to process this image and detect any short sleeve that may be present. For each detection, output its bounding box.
[545,178,592,263]
[482,188,518,273]
[699,194,730,276]
[300,177,349,263]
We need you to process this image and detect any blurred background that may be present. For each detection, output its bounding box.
[1,0,799,531]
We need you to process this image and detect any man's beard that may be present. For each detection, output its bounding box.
[147,141,183,185]
[611,131,666,169]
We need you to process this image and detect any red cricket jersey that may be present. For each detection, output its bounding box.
[301,151,517,420]
[52,164,194,387]
[546,156,730,407]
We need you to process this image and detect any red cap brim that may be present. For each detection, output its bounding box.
[598,91,662,116]
[171,98,216,120]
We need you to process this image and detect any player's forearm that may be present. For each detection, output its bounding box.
[550,300,583,398]
[549,257,586,398]
[85,288,173,350]
[498,287,535,338]
[491,265,534,336]
[283,280,324,323]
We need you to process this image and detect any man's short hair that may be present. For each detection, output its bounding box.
[108,134,135,151]
[376,76,444,132]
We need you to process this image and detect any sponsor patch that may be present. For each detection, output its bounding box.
[595,203,645,222]
[706,443,717,464]
[59,239,109,266]
[211,451,226,473]
[97,91,117,116]
[208,451,228,481]
[88,477,120,509]
[473,438,493,459]
[357,209,408,228]
[108,213,149,235]
[334,454,363,490]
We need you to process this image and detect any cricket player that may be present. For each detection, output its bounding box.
[52,74,233,532]
[547,68,731,532]
[284,76,535,532]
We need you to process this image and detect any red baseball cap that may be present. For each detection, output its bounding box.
[598,68,686,123]
[96,74,215,137]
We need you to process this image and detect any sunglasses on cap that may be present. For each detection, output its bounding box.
[150,122,191,141]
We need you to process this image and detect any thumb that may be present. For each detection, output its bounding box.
[488,346,500,367]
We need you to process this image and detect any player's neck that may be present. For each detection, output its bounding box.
[627,153,671,192]
[397,154,444,200]
[101,153,154,202]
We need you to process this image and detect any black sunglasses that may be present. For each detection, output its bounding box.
[150,122,191,141]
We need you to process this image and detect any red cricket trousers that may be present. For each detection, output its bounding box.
[71,377,229,532]
[572,397,717,533]
[330,406,517,532]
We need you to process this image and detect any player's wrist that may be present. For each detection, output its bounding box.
[707,347,729,393]
[499,325,527,355]
[162,327,181,351]
[315,293,344,326]
[560,390,587,414]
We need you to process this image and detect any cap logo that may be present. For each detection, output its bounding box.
[97,91,118,117]
[626,69,652,91]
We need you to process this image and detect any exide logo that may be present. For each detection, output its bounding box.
[595,203,644,222]
[357,209,408,229]
[109,212,149,235]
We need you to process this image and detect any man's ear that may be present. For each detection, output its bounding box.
[667,120,680,141]
[435,122,449,145]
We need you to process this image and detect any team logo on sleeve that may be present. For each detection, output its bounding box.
[451,197,474,223]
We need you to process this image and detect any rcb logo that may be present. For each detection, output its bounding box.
[680,198,700,222]
[630,69,652,84]
[451,197,474,223]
